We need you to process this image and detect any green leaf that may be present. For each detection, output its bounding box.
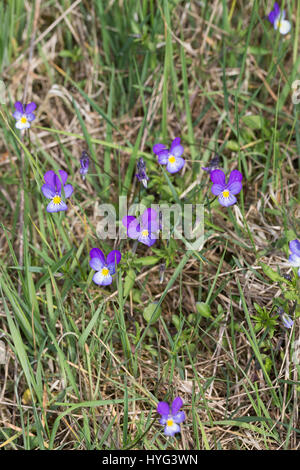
[143,302,162,324]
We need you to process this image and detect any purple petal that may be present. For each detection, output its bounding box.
[51,170,68,193]
[289,239,300,258]
[268,10,277,24]
[157,150,169,165]
[127,219,141,239]
[62,184,73,199]
[153,143,167,154]
[14,101,23,113]
[171,397,183,415]
[166,156,185,173]
[56,170,68,186]
[141,208,158,227]
[106,250,121,266]
[170,140,184,158]
[25,102,37,113]
[173,411,185,424]
[218,193,237,207]
[43,170,56,189]
[288,254,300,267]
[274,2,280,16]
[138,232,157,246]
[41,184,56,199]
[282,313,293,329]
[90,257,105,271]
[25,113,36,122]
[12,111,23,120]
[226,181,242,195]
[211,184,224,196]
[210,169,226,185]
[170,137,181,148]
[90,248,106,264]
[227,169,243,186]
[122,215,136,229]
[157,401,169,416]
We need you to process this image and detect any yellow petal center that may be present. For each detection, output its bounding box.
[53,195,61,204]
[101,267,109,276]
[222,190,230,198]
[21,116,27,124]
[141,229,149,237]
[168,155,176,163]
[167,419,174,427]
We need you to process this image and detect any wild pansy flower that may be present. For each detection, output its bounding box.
[153,137,185,174]
[157,397,185,436]
[89,248,121,286]
[202,154,220,173]
[277,307,294,329]
[136,157,149,188]
[288,239,300,277]
[80,151,89,180]
[122,208,159,247]
[13,101,36,130]
[42,170,73,213]
[210,169,243,207]
[281,313,294,329]
[267,2,291,35]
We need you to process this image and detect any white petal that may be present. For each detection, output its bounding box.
[16,120,30,130]
[92,271,112,286]
[279,20,291,35]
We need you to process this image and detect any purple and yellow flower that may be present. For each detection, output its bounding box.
[267,2,291,35]
[288,239,300,277]
[13,101,36,130]
[210,169,243,207]
[122,208,159,247]
[157,397,185,436]
[89,248,121,286]
[136,158,149,188]
[42,170,73,213]
[153,137,185,174]
[80,151,89,180]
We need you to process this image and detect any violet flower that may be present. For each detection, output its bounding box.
[210,169,243,207]
[277,307,294,329]
[122,208,159,247]
[136,158,149,188]
[41,170,73,213]
[202,154,220,173]
[157,397,185,436]
[153,137,185,174]
[281,313,294,329]
[13,101,36,130]
[89,248,121,286]
[267,2,291,35]
[80,151,89,180]
[288,239,300,277]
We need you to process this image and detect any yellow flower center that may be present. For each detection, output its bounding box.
[53,195,61,205]
[222,190,230,198]
[168,155,176,163]
[20,116,27,124]
[167,419,174,427]
[101,267,109,276]
[141,229,149,237]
